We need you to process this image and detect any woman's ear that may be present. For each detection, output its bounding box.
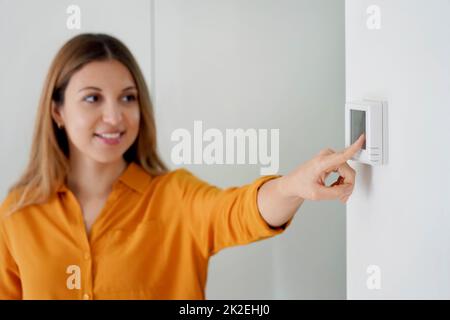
[51,101,64,128]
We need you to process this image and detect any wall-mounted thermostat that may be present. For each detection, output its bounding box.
[345,99,388,165]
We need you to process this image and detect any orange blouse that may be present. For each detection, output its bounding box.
[0,162,291,300]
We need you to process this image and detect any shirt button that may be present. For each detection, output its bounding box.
[84,252,90,260]
[83,293,90,300]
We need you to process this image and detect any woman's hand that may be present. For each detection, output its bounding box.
[257,134,365,228]
[278,134,365,204]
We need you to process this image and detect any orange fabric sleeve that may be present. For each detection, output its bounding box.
[174,169,293,258]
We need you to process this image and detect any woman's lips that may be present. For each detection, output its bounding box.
[93,131,125,145]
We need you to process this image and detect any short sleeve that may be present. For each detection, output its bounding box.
[174,169,293,258]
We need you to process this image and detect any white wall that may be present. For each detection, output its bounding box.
[0,0,346,299]
[154,0,346,299]
[346,0,450,299]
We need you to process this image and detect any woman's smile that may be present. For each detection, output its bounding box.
[93,131,126,145]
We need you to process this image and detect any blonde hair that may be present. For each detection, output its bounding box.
[5,33,167,215]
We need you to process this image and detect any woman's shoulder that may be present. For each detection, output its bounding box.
[149,166,193,181]
[152,167,213,193]
[126,163,197,192]
[0,190,23,224]
[0,188,49,223]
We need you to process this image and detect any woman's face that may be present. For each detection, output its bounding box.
[53,59,140,164]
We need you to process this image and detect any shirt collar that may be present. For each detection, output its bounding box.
[117,162,152,194]
[57,162,152,195]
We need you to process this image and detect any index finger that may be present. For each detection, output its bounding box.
[319,134,365,171]
[342,133,365,159]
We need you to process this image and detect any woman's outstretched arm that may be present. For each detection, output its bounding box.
[257,134,365,228]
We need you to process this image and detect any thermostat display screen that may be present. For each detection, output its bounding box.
[351,110,366,150]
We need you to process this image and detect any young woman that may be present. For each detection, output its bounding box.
[0,33,364,300]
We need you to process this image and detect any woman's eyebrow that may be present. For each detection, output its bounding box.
[78,86,101,92]
[77,86,136,93]
[122,86,137,92]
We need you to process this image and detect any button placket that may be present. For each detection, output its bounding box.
[65,190,94,300]
[65,182,124,300]
[81,247,94,300]
[81,246,93,300]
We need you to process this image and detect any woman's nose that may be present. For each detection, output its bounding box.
[102,102,123,125]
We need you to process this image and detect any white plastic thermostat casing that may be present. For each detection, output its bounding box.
[345,99,388,165]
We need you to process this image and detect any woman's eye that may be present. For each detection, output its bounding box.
[84,95,99,103]
[122,94,137,103]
